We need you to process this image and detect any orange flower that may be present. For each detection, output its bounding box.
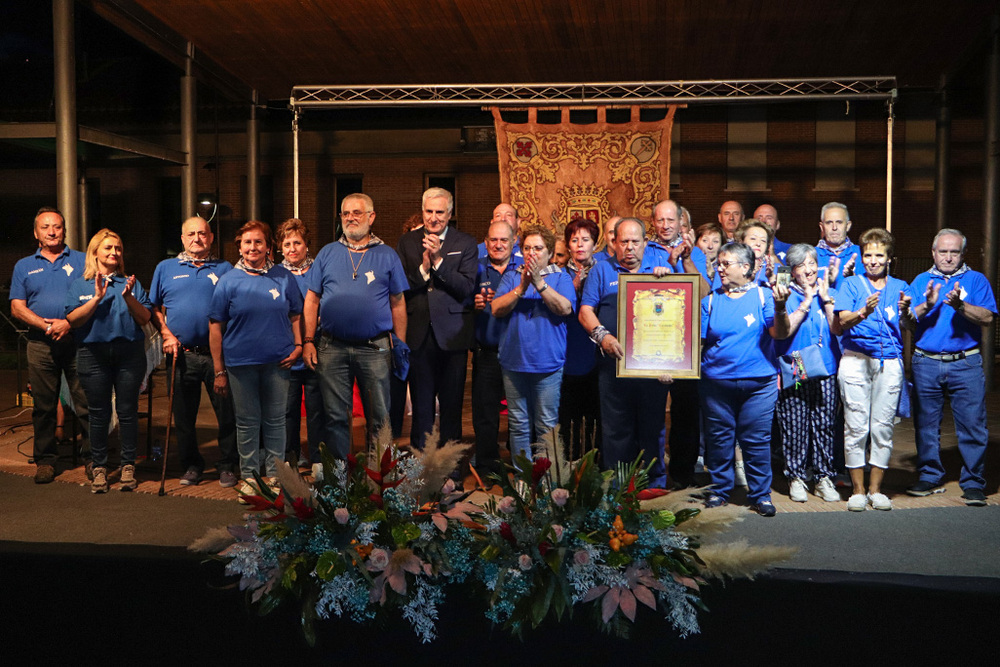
[607,514,638,552]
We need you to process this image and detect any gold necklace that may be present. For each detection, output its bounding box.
[349,249,367,280]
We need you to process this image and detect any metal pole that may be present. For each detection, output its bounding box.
[180,43,197,218]
[292,107,301,219]
[52,0,80,249]
[78,176,88,237]
[982,16,1000,391]
[885,94,895,232]
[247,90,260,221]
[935,76,951,231]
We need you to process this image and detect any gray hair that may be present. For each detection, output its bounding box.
[785,243,818,270]
[820,201,850,221]
[680,206,692,225]
[932,228,967,253]
[422,187,454,213]
[719,242,755,279]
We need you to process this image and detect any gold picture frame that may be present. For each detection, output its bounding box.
[616,273,701,379]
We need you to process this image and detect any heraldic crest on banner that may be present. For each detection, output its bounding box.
[491,106,678,244]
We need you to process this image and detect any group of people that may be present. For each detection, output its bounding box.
[11,193,996,513]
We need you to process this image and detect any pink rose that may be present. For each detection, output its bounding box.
[551,524,564,542]
[441,479,456,495]
[334,507,350,525]
[368,548,390,571]
[498,496,516,514]
[573,550,591,566]
[551,488,570,507]
[518,554,532,571]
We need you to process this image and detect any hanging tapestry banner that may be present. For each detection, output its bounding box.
[491,105,678,246]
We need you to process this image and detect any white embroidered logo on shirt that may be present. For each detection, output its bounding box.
[269,288,280,300]
[365,270,375,284]
[208,273,219,285]
[172,274,190,280]
[959,285,968,300]
[744,313,756,327]
[63,265,74,276]
[884,305,896,320]
[79,294,92,302]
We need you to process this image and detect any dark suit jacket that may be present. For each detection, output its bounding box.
[396,225,478,351]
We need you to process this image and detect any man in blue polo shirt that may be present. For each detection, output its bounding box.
[477,203,523,263]
[472,220,521,478]
[10,207,90,483]
[149,216,238,487]
[579,218,672,487]
[906,229,997,506]
[815,202,861,289]
[303,193,408,458]
[753,204,790,264]
[647,199,706,277]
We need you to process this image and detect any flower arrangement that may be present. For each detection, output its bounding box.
[194,428,791,645]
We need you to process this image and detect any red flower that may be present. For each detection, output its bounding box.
[369,493,384,509]
[637,488,669,500]
[531,458,551,485]
[538,541,552,557]
[291,497,315,520]
[499,522,516,545]
[346,453,358,472]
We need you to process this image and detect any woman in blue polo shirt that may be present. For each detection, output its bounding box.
[835,228,913,512]
[774,244,843,504]
[210,221,303,501]
[65,229,152,494]
[492,225,576,466]
[700,243,790,516]
[277,217,326,481]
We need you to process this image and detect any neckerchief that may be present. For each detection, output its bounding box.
[815,237,855,256]
[235,257,274,275]
[338,234,384,251]
[177,251,216,265]
[928,263,970,279]
[282,254,313,273]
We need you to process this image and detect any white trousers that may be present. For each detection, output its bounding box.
[838,351,903,469]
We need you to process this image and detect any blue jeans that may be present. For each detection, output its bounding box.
[597,358,669,488]
[227,363,289,479]
[502,368,563,464]
[76,340,146,468]
[701,375,777,503]
[286,367,326,464]
[315,335,391,459]
[912,351,988,490]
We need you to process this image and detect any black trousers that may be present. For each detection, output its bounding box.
[408,332,468,450]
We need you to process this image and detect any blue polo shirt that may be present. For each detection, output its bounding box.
[911,268,998,354]
[307,241,408,340]
[580,254,663,337]
[647,240,707,276]
[774,288,840,376]
[773,238,791,264]
[209,266,303,367]
[564,262,597,376]
[65,275,152,344]
[149,258,232,347]
[10,246,86,341]
[495,266,577,374]
[700,286,777,379]
[474,254,523,347]
[816,242,862,289]
[835,274,912,359]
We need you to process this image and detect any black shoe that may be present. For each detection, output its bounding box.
[34,464,56,484]
[179,467,203,486]
[907,480,945,497]
[962,488,987,506]
[750,499,777,517]
[704,494,727,509]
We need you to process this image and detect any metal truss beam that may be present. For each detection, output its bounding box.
[291,77,897,109]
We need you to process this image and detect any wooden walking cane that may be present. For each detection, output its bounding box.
[158,352,179,496]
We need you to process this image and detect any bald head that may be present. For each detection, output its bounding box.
[753,204,779,233]
[492,203,519,236]
[603,215,622,254]
[181,216,214,259]
[652,199,682,245]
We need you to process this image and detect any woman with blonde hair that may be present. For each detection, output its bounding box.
[65,229,152,493]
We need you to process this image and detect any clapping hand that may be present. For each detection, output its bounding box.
[898,290,912,318]
[943,283,964,311]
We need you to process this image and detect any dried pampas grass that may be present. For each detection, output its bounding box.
[409,425,471,504]
[188,526,236,554]
[275,461,317,506]
[696,539,797,580]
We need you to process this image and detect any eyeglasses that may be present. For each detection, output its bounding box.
[716,259,745,269]
[340,210,372,219]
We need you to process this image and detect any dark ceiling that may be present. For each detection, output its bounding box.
[105,0,997,102]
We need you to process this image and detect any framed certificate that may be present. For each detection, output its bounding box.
[616,273,701,379]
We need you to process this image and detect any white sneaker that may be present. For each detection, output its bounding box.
[694,456,706,473]
[237,479,257,505]
[788,478,808,502]
[847,493,867,512]
[868,492,892,511]
[311,463,324,483]
[815,476,841,502]
[734,460,748,488]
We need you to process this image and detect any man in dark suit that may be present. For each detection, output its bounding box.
[396,187,478,450]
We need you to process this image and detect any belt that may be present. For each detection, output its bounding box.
[915,348,979,362]
[182,345,212,355]
[321,330,390,350]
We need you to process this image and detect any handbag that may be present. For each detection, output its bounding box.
[778,298,832,388]
[896,378,914,419]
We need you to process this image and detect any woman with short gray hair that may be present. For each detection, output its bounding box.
[774,244,842,503]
